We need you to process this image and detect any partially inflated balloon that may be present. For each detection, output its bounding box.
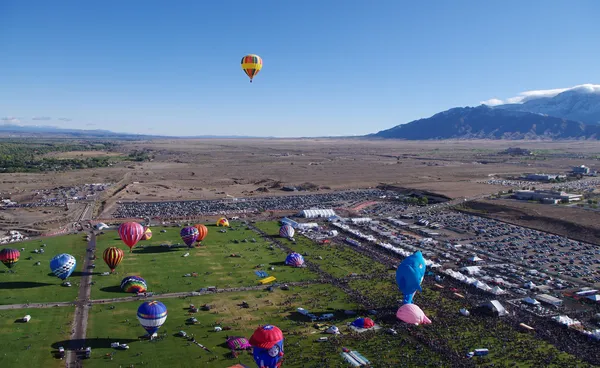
[0,248,20,269]
[241,54,262,83]
[249,325,284,368]
[137,300,167,336]
[103,247,124,272]
[118,222,144,252]
[216,217,230,227]
[142,227,152,240]
[50,253,76,280]
[396,304,431,325]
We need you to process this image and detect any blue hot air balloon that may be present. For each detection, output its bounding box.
[249,325,284,368]
[284,252,304,267]
[395,251,427,304]
[137,301,168,336]
[50,253,77,280]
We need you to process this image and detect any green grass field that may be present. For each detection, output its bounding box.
[253,221,390,278]
[92,224,318,299]
[0,307,74,368]
[84,283,448,368]
[0,234,89,305]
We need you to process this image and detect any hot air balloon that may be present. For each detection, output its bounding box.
[249,325,284,368]
[141,227,152,241]
[103,247,124,272]
[0,248,20,270]
[396,304,432,325]
[121,276,147,293]
[50,253,76,280]
[279,224,295,240]
[180,226,199,248]
[118,222,144,252]
[284,252,304,267]
[137,300,168,336]
[241,54,262,83]
[194,224,208,244]
[396,251,427,304]
[216,217,230,227]
[351,317,375,329]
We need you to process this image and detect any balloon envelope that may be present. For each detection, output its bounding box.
[50,253,76,280]
[121,276,147,293]
[351,317,375,329]
[241,54,263,82]
[137,300,168,335]
[103,247,124,272]
[250,325,284,368]
[396,251,427,304]
[141,227,152,240]
[227,336,252,350]
[396,304,432,325]
[180,226,199,247]
[279,225,295,239]
[118,222,144,251]
[194,224,208,242]
[216,217,230,227]
[284,252,304,267]
[0,248,20,269]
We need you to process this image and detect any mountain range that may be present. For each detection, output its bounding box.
[373,84,600,140]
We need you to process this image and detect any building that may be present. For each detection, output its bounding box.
[514,190,582,203]
[572,165,590,175]
[298,209,336,218]
[536,293,563,306]
[524,173,566,181]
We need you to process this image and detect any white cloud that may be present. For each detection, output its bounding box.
[481,83,600,106]
[1,117,21,124]
[32,116,51,120]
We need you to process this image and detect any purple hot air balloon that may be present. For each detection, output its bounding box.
[180,226,199,248]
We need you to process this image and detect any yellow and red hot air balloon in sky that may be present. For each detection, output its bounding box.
[241,54,262,83]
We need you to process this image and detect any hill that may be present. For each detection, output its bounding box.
[372,105,600,140]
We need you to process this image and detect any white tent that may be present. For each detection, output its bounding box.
[490,286,506,295]
[298,209,336,218]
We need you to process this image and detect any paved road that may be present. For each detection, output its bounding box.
[65,232,96,368]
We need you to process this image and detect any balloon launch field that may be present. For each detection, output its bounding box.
[92,224,319,300]
[0,306,74,368]
[0,234,88,305]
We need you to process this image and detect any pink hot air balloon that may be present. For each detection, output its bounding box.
[396,304,431,325]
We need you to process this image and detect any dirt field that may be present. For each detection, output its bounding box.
[458,199,600,245]
[2,139,600,231]
[43,151,124,158]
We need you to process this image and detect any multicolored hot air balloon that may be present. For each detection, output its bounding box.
[396,304,432,325]
[141,227,152,241]
[249,325,284,368]
[226,336,252,350]
[121,276,147,293]
[351,317,375,329]
[396,251,427,304]
[103,247,124,272]
[279,224,295,240]
[50,253,76,280]
[216,217,230,227]
[137,300,168,336]
[118,222,144,252]
[194,224,208,244]
[284,252,304,267]
[0,248,20,269]
[241,54,262,83]
[180,226,199,248]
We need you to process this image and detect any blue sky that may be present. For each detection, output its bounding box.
[0,0,597,137]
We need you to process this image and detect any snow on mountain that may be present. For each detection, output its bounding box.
[486,84,600,125]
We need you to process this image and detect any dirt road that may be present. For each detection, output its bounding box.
[65,232,96,367]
